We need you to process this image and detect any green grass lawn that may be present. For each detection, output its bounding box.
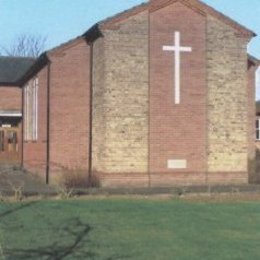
[0,197,260,260]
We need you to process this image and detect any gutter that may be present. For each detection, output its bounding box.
[88,42,94,182]
[46,62,51,184]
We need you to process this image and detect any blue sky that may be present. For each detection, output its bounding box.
[1,0,260,96]
[0,0,259,55]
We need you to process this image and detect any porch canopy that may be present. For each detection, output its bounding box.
[0,110,22,117]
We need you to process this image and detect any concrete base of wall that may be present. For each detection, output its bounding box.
[98,172,249,188]
[23,165,250,188]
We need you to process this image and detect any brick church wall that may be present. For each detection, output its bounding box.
[207,16,249,181]
[48,40,91,177]
[20,1,257,187]
[23,67,48,177]
[94,11,149,174]
[0,86,21,110]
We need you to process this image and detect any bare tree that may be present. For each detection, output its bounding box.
[1,34,47,58]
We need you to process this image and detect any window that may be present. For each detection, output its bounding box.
[24,78,38,141]
[256,119,260,141]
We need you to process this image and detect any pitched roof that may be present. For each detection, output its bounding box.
[0,56,35,86]
[84,0,256,38]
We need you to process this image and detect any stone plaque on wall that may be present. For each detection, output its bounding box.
[167,160,187,169]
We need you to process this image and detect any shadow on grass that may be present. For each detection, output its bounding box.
[0,201,38,218]
[1,205,132,260]
[4,217,95,260]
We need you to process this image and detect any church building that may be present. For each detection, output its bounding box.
[0,0,259,187]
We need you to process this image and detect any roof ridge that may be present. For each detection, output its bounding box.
[88,0,255,37]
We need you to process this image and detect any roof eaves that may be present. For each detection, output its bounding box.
[46,36,85,55]
[17,53,49,86]
[10,35,84,60]
[0,82,20,87]
[98,2,148,30]
[248,54,260,66]
[82,23,103,43]
[195,0,256,38]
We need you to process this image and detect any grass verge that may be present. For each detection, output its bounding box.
[0,197,260,259]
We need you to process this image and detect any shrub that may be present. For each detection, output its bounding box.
[61,169,100,189]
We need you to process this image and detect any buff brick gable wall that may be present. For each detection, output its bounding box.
[92,11,149,176]
[92,1,254,187]
[206,16,250,184]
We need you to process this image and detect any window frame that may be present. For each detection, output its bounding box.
[256,118,260,141]
[24,77,38,142]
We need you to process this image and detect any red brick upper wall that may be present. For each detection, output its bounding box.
[149,1,207,173]
[48,39,91,171]
[0,86,21,111]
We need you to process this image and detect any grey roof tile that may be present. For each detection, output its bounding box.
[0,56,35,85]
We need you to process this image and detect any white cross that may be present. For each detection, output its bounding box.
[162,31,192,104]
